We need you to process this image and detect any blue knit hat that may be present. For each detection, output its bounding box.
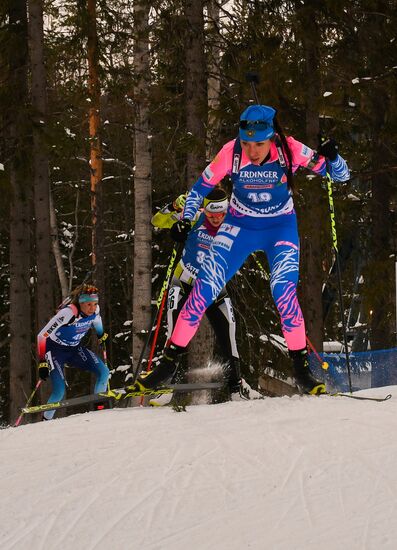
[239,105,276,142]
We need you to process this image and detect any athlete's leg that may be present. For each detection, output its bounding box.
[265,214,325,394]
[133,223,260,389]
[166,282,188,340]
[69,346,110,393]
[206,295,241,392]
[43,347,67,420]
[265,214,306,351]
[172,223,259,348]
[165,283,189,382]
[148,284,190,403]
[207,295,239,361]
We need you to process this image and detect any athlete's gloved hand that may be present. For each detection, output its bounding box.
[172,194,187,212]
[170,218,192,242]
[98,332,108,344]
[317,136,339,161]
[38,361,50,381]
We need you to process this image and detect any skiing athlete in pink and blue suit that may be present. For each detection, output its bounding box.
[128,104,350,395]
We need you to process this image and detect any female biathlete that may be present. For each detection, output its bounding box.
[37,284,109,419]
[128,104,350,395]
[149,187,243,403]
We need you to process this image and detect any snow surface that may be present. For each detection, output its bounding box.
[2,387,397,550]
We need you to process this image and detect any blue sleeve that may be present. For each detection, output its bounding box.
[312,154,350,182]
[183,176,215,220]
[92,310,104,338]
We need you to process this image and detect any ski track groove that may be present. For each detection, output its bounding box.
[55,471,126,548]
[51,438,158,549]
[26,461,95,510]
[86,486,165,550]
[279,447,304,491]
[1,517,42,550]
[299,470,315,530]
[123,438,232,549]
[273,493,300,533]
[37,508,62,550]
[362,511,371,550]
[337,458,348,518]
[147,441,224,530]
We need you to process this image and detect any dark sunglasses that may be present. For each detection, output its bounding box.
[239,120,273,131]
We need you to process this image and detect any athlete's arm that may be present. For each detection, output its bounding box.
[37,306,76,360]
[183,140,234,219]
[151,206,183,229]
[287,136,350,182]
[92,306,105,338]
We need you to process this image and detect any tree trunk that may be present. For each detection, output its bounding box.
[49,192,69,300]
[8,0,33,422]
[367,88,394,350]
[28,0,54,329]
[296,3,324,352]
[184,0,213,369]
[132,1,152,368]
[86,0,105,297]
[206,0,221,159]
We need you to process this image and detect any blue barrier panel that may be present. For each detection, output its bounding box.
[309,348,397,392]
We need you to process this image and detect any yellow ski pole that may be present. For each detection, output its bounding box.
[14,379,43,427]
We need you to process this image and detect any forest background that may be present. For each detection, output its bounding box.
[1,0,396,424]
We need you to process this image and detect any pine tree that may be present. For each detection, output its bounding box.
[132,0,152,369]
[7,0,33,422]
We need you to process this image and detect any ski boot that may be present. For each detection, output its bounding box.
[126,342,186,395]
[290,348,326,395]
[222,358,248,401]
[149,366,186,407]
[229,382,249,401]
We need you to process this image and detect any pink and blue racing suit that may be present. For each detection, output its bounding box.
[171,136,350,351]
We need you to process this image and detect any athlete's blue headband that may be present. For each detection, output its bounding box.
[78,293,98,303]
[239,104,276,142]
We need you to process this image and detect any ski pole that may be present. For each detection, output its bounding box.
[14,379,43,427]
[324,167,353,392]
[306,335,329,370]
[246,72,260,103]
[101,340,111,391]
[252,252,269,280]
[131,243,182,384]
[147,287,168,372]
[137,288,169,406]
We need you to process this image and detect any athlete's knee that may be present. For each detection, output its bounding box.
[270,245,300,292]
[94,360,109,393]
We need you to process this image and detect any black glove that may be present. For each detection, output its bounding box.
[38,361,50,381]
[317,136,339,161]
[170,218,192,242]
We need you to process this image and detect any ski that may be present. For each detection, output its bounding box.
[21,382,224,414]
[330,392,392,402]
[123,382,223,398]
[293,386,392,402]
